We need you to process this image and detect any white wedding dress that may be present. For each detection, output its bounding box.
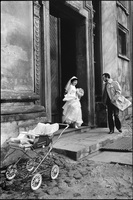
[62,85,83,127]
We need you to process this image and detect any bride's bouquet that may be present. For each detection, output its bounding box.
[76,88,84,99]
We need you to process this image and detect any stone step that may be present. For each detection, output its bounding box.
[52,126,92,161]
[52,127,123,161]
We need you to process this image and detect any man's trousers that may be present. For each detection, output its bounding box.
[106,101,121,132]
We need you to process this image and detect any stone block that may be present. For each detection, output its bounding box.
[89,144,97,153]
[1,122,19,146]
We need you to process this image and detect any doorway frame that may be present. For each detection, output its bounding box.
[41,1,95,126]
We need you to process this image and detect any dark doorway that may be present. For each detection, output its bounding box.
[50,3,77,122]
[60,18,77,98]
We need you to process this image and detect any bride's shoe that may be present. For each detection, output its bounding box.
[74,125,78,129]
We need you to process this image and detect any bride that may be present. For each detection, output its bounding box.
[62,76,84,129]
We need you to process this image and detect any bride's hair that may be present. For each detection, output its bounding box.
[71,77,78,83]
[65,76,78,92]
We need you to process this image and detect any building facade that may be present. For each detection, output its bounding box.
[1,1,132,150]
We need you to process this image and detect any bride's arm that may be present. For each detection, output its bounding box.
[63,86,77,101]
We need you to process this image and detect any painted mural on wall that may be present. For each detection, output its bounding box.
[1,1,34,91]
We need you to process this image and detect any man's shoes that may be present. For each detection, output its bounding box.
[118,129,122,133]
[108,130,114,134]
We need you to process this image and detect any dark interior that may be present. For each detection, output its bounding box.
[60,18,77,98]
[50,3,77,98]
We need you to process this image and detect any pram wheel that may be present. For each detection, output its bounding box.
[50,164,59,180]
[31,173,42,191]
[5,164,17,180]
[26,159,35,172]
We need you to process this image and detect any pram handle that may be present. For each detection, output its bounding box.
[31,122,69,174]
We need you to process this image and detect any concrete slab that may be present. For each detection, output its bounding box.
[53,127,124,161]
[100,136,132,151]
[87,151,132,165]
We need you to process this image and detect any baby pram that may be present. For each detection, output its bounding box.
[2,123,69,191]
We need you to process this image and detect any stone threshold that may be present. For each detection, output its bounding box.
[53,125,91,137]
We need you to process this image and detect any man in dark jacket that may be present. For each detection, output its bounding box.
[102,73,122,134]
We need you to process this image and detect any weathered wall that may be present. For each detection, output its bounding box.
[96,1,132,127]
[1,1,46,155]
[116,4,130,97]
[96,1,117,127]
[117,59,130,97]
[102,1,117,76]
[1,1,34,91]
[101,1,131,99]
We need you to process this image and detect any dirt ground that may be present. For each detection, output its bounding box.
[0,115,132,199]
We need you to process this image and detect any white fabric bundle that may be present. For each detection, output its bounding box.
[28,123,59,136]
[9,132,34,145]
[9,123,59,145]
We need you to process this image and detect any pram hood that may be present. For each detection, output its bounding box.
[28,123,59,136]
